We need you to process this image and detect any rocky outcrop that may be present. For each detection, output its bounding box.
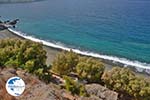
[0,68,118,100]
[0,68,68,100]
[85,84,118,100]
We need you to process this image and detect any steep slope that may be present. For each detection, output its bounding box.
[0,67,118,100]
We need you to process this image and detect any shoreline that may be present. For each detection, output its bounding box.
[0,29,149,77]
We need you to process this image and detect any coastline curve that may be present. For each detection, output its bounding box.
[8,28,150,73]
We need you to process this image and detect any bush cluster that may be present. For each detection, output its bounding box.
[1,39,150,99]
[76,57,104,83]
[102,67,150,100]
[52,50,78,75]
[52,50,105,83]
[0,39,51,82]
[51,50,105,96]
[52,51,150,99]
[63,76,87,96]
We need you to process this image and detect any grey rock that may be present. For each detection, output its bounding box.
[85,84,118,100]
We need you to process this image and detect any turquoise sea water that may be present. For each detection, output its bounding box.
[0,0,150,69]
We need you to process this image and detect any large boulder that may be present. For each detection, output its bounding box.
[85,84,118,100]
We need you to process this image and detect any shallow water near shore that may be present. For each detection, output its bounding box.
[0,0,150,70]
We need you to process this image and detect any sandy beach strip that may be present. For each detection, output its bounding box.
[0,29,149,77]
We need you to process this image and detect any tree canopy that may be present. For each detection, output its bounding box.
[102,67,150,100]
[76,57,105,83]
[52,50,79,75]
[51,50,105,83]
[0,39,51,82]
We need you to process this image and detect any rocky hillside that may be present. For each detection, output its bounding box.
[0,68,118,100]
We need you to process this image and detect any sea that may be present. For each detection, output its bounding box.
[0,0,150,72]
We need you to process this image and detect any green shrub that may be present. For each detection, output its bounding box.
[0,39,47,71]
[52,50,79,75]
[0,39,51,82]
[76,57,105,83]
[35,67,51,83]
[63,76,87,96]
[102,67,150,100]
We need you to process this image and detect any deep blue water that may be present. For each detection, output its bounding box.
[0,0,150,64]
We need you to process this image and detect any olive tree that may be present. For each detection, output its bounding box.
[102,67,150,100]
[0,39,51,82]
[76,57,105,83]
[52,50,79,75]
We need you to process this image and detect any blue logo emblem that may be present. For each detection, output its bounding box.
[6,76,25,96]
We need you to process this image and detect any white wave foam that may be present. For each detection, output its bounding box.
[8,28,150,71]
